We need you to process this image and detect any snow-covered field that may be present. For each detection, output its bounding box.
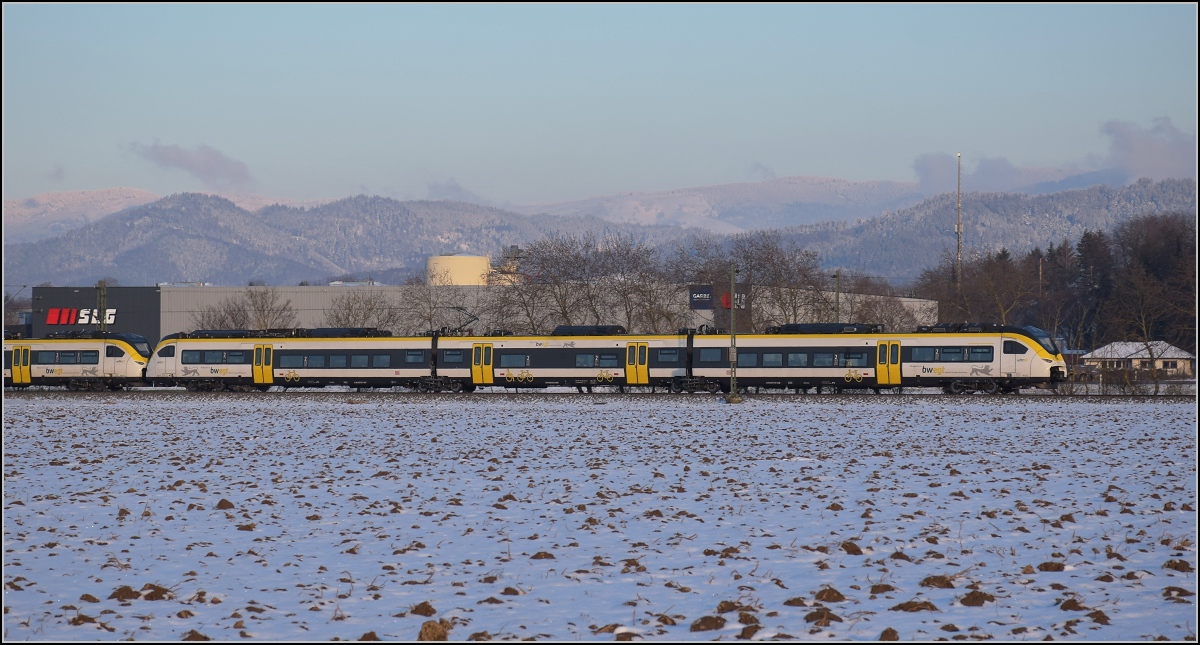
[3,391,1196,641]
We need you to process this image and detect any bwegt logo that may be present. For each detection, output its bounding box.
[46,308,117,325]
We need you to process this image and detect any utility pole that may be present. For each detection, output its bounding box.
[834,269,841,322]
[726,263,743,403]
[955,152,962,292]
[96,280,108,333]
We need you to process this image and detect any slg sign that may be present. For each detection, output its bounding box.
[45,308,117,325]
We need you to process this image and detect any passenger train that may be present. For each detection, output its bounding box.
[5,324,1067,394]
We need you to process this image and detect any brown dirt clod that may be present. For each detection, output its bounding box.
[417,619,449,641]
[689,615,726,632]
[815,587,847,602]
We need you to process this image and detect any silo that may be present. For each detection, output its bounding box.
[425,255,490,286]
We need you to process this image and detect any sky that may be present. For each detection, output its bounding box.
[3,391,1196,641]
[2,4,1196,206]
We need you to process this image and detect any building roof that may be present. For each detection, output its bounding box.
[1081,341,1195,361]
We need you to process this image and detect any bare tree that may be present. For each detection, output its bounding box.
[323,289,404,331]
[244,287,298,330]
[190,296,250,330]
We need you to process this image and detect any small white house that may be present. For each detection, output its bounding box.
[1081,341,1195,377]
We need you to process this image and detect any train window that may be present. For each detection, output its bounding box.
[372,354,391,368]
[157,346,176,358]
[787,352,807,367]
[813,353,836,367]
[911,347,937,362]
[1003,341,1028,355]
[405,350,424,363]
[598,354,619,367]
[3,351,9,370]
[307,355,326,368]
[181,350,202,364]
[890,344,899,364]
[81,351,100,364]
[657,349,679,363]
[499,354,527,368]
[106,346,126,358]
[638,345,647,365]
[58,351,78,364]
[878,345,888,364]
[844,352,870,367]
[699,348,723,363]
[329,355,348,368]
[968,347,994,362]
[763,353,783,368]
[483,346,492,365]
[627,346,636,365]
[227,351,249,364]
[738,352,757,368]
[576,354,596,368]
[34,351,57,364]
[203,350,224,364]
[443,350,464,364]
[351,355,369,368]
[279,355,304,368]
[473,346,481,365]
[940,347,965,362]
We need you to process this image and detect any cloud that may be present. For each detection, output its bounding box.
[129,140,255,191]
[426,177,489,205]
[46,163,65,182]
[749,162,776,182]
[915,118,1197,196]
[1095,117,1196,182]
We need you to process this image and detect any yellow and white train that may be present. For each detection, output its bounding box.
[4,331,154,390]
[130,323,1066,394]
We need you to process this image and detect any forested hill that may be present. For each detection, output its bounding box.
[3,179,1193,288]
[1,194,685,287]
[778,178,1196,282]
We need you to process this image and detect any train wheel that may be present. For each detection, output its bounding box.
[949,380,970,395]
[981,380,999,394]
[670,379,684,394]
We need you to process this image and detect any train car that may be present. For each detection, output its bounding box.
[711,323,1066,394]
[3,331,153,390]
[438,326,690,392]
[147,328,437,391]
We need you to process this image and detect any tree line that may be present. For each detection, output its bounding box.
[913,212,1196,354]
[187,230,926,336]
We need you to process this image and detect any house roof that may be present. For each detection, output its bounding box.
[1081,341,1196,360]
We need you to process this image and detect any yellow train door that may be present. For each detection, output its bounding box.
[253,344,274,385]
[625,342,648,385]
[888,342,901,385]
[472,343,494,385]
[16,345,31,385]
[876,341,901,386]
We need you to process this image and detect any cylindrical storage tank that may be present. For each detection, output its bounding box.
[426,255,490,286]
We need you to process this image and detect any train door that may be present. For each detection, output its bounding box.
[1001,338,1032,379]
[876,341,902,386]
[253,344,274,385]
[12,345,31,385]
[472,343,494,385]
[19,346,31,385]
[625,342,648,385]
[103,343,128,378]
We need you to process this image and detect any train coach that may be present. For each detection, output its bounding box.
[3,331,154,390]
[135,322,1065,394]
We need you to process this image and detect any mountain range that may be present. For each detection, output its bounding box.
[2,177,1194,289]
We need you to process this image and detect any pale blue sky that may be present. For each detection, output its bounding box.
[3,4,1196,204]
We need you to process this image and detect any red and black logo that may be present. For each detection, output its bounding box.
[45,308,117,325]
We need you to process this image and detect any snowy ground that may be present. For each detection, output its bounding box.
[2,391,1196,641]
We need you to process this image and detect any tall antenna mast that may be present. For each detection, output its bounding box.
[955,152,962,290]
